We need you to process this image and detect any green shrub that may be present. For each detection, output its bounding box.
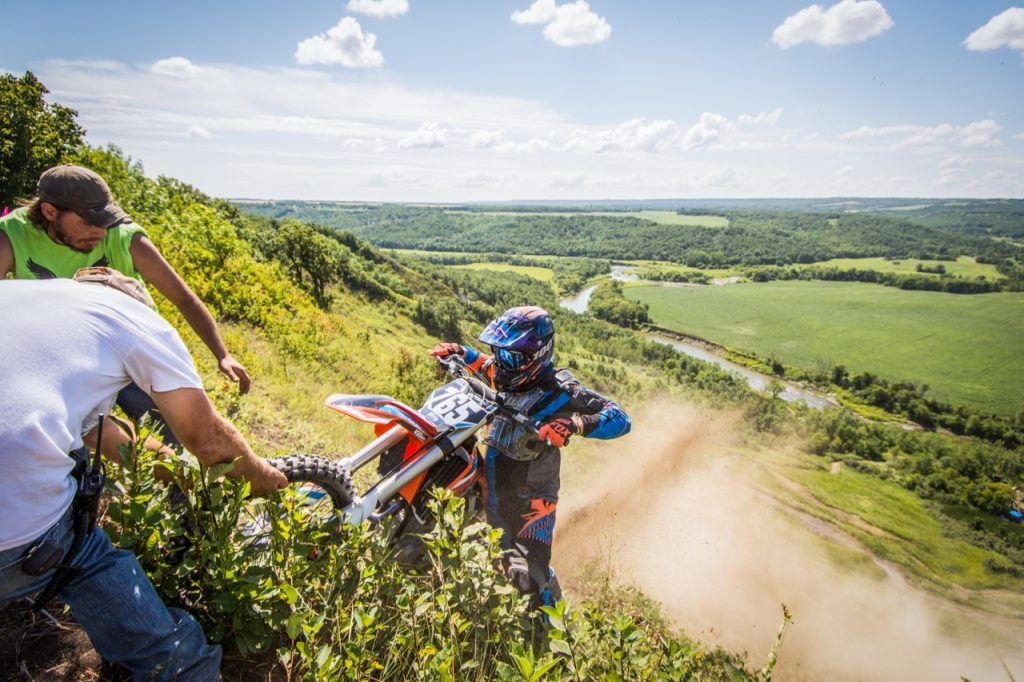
[102,438,777,680]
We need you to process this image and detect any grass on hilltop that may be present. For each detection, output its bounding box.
[801,256,1001,280]
[453,261,554,282]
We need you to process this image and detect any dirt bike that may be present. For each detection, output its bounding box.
[256,355,544,558]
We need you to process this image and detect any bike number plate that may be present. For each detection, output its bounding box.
[420,380,494,429]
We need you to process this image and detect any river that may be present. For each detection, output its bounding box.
[559,268,837,409]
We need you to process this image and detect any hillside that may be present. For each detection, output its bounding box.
[241,201,1021,267]
[3,144,783,680]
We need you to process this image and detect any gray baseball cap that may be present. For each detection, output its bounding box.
[37,165,131,229]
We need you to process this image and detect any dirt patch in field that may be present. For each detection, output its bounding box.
[555,400,1024,681]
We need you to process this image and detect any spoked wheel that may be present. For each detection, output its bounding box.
[237,455,355,551]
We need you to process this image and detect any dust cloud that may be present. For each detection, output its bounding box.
[555,401,1024,681]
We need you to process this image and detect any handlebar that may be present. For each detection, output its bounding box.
[437,355,542,437]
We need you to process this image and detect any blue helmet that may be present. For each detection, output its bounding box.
[479,306,555,391]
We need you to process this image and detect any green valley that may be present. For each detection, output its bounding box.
[626,280,1024,413]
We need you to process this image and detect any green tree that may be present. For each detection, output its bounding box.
[0,71,84,206]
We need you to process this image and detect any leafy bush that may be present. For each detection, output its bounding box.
[102,439,779,680]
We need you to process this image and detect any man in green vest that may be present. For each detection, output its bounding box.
[0,165,250,444]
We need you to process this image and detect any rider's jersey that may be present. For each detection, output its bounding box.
[461,346,630,461]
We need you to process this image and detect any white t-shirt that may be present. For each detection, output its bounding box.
[0,279,204,551]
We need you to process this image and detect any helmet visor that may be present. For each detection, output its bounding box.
[493,347,532,371]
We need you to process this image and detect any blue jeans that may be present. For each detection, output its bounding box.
[116,381,181,447]
[0,508,221,680]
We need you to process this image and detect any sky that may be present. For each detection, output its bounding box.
[5,0,1024,201]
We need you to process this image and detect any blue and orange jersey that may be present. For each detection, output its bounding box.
[460,346,631,441]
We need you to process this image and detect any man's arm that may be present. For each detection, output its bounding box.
[130,234,250,393]
[0,231,13,279]
[149,386,287,496]
[82,416,177,483]
[564,382,631,440]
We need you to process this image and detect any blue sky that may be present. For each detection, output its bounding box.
[5,1,1023,200]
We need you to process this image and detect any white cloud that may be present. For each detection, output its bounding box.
[551,173,587,188]
[455,172,501,188]
[964,8,1024,54]
[680,113,733,150]
[367,171,414,187]
[186,125,212,138]
[566,118,681,153]
[1016,132,1024,140]
[346,0,409,19]
[151,57,203,78]
[507,138,552,153]
[511,1,611,47]
[960,119,1003,147]
[772,0,894,48]
[398,122,447,149]
[698,167,740,189]
[295,17,384,68]
[469,129,551,153]
[562,110,783,154]
[937,156,968,186]
[342,138,364,149]
[837,165,855,176]
[738,108,783,126]
[471,129,506,148]
[842,119,1002,149]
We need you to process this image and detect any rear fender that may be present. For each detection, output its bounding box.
[325,394,438,446]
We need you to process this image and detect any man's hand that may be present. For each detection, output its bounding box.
[428,342,463,359]
[247,459,289,497]
[219,355,251,394]
[537,418,577,448]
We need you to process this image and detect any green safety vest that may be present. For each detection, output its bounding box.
[1,208,146,281]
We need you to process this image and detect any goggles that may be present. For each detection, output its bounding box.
[493,347,533,371]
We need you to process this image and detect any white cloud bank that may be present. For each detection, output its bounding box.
[842,119,1002,149]
[346,0,409,19]
[963,7,1024,56]
[511,1,611,47]
[564,109,783,153]
[295,17,384,68]
[772,0,894,48]
[33,58,1022,200]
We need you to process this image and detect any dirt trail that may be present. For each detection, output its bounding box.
[555,400,1024,682]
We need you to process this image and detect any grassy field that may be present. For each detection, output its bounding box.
[623,210,729,227]
[389,247,564,262]
[753,446,1024,603]
[626,280,1024,413]
[443,209,728,227]
[804,256,1001,279]
[453,261,554,281]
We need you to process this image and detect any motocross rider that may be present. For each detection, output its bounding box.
[430,306,630,606]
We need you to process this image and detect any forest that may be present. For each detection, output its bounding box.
[243,201,1022,272]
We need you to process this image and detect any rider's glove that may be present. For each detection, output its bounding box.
[428,342,464,359]
[538,418,577,448]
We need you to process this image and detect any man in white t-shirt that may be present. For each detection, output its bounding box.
[0,274,287,680]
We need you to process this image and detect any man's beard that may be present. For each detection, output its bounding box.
[50,214,95,254]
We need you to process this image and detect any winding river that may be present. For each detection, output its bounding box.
[560,268,837,410]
